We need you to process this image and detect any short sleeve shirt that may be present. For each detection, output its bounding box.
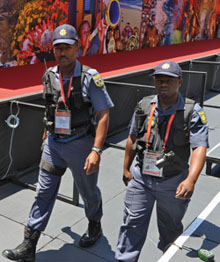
[50,59,114,113]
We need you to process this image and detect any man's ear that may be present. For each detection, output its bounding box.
[179,78,183,86]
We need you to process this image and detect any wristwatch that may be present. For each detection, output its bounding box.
[92,147,102,156]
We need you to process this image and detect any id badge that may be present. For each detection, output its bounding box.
[55,109,71,135]
[142,151,163,177]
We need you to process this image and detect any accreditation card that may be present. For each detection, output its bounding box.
[142,150,163,177]
[55,109,71,135]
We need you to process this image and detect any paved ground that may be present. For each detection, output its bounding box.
[0,91,219,262]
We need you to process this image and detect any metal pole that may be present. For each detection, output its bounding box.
[9,100,45,110]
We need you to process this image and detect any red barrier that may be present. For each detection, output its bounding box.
[1,38,220,101]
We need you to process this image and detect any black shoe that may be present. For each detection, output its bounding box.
[79,220,102,247]
[2,246,35,261]
[163,243,173,253]
[2,226,40,261]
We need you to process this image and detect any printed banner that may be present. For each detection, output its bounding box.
[0,0,219,68]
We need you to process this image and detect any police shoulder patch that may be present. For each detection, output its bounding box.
[198,110,207,124]
[147,116,157,127]
[93,74,104,87]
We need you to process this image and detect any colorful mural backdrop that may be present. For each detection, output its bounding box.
[0,0,220,68]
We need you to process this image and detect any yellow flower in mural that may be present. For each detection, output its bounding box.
[17,35,24,42]
[11,0,68,65]
[12,49,19,57]
[25,25,29,32]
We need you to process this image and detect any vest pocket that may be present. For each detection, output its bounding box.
[71,91,84,109]
[173,124,189,146]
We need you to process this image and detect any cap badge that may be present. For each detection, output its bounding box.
[162,63,170,70]
[59,29,67,36]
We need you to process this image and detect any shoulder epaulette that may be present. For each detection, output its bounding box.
[140,95,155,114]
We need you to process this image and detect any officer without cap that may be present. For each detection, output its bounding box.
[115,61,209,262]
[2,24,114,261]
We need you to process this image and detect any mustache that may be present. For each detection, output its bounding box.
[59,56,68,60]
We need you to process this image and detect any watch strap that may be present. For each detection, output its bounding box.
[92,147,102,156]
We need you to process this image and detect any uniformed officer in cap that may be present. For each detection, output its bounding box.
[2,24,114,261]
[115,61,208,262]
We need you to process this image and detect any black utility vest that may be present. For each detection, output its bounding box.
[42,65,91,137]
[134,95,195,176]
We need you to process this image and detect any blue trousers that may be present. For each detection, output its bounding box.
[27,135,102,231]
[115,165,190,262]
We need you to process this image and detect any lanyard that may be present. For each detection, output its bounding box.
[59,71,74,108]
[146,103,176,150]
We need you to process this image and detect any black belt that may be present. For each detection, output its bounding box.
[53,125,90,139]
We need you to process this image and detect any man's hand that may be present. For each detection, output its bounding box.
[176,146,207,199]
[123,169,133,186]
[41,129,47,151]
[84,151,100,175]
[175,178,195,199]
[122,135,136,186]
[84,109,108,175]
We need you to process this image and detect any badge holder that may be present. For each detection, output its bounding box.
[55,109,71,135]
[142,104,176,178]
[54,71,74,135]
[142,150,164,178]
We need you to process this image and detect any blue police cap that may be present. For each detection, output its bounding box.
[153,61,182,78]
[53,24,78,46]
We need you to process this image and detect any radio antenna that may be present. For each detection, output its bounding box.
[44,58,48,70]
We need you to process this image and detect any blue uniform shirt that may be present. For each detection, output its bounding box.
[130,94,209,149]
[52,59,114,112]
[47,60,114,142]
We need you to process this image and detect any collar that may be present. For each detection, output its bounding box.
[151,94,185,116]
[73,59,81,77]
[55,59,81,78]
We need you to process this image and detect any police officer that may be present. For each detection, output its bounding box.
[115,61,208,262]
[2,24,114,261]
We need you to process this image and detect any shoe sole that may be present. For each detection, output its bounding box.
[79,231,102,248]
[2,252,35,262]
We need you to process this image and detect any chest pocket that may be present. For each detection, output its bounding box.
[69,91,85,110]
[173,123,189,146]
